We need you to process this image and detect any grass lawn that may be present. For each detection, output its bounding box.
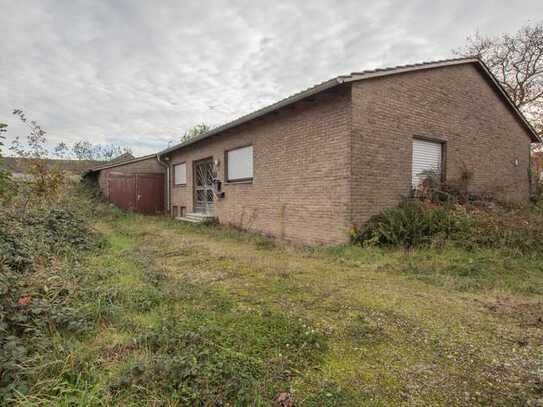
[13,211,543,406]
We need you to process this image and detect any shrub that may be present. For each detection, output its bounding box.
[353,200,470,248]
[0,126,16,205]
[353,199,543,255]
[0,207,97,273]
[461,209,543,254]
[0,201,99,402]
[0,215,34,273]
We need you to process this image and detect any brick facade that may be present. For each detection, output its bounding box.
[350,63,532,226]
[167,87,352,245]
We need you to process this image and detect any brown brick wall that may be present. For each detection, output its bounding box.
[97,157,165,200]
[166,87,352,245]
[162,63,532,245]
[350,63,532,227]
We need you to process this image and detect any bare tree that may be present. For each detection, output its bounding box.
[52,140,132,161]
[10,109,49,159]
[9,110,64,208]
[455,22,543,138]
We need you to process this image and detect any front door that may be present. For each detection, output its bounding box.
[194,158,214,214]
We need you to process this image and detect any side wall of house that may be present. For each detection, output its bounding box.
[167,87,352,245]
[97,157,166,203]
[350,63,532,226]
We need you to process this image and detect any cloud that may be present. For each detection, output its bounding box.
[1,0,541,156]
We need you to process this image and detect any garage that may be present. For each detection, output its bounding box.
[83,154,167,214]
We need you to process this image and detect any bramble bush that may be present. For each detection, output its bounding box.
[0,194,101,402]
[352,199,470,248]
[352,198,543,255]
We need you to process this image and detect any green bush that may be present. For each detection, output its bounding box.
[353,200,470,248]
[461,209,543,254]
[0,204,99,402]
[353,199,543,255]
[0,207,97,273]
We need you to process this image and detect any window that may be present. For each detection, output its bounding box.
[227,145,253,181]
[412,138,443,188]
[173,163,186,185]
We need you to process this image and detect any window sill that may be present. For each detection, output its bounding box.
[173,184,187,188]
[225,179,253,185]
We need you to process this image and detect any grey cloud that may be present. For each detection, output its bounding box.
[1,0,542,156]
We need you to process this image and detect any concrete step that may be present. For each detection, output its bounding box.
[185,213,216,220]
[177,216,203,224]
[178,212,217,224]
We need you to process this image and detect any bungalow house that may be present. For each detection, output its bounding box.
[87,57,540,245]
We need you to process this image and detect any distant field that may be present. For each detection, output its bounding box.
[10,207,541,406]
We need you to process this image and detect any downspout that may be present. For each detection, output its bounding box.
[156,152,170,213]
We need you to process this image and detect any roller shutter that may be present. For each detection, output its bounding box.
[412,139,442,188]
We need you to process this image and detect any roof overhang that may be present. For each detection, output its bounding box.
[158,57,540,157]
[158,77,343,156]
[82,153,158,177]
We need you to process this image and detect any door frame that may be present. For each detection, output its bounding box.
[193,157,215,214]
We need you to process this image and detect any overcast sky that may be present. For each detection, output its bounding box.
[1,1,542,156]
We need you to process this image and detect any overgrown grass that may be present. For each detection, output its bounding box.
[0,186,103,402]
[2,185,542,405]
[330,245,543,295]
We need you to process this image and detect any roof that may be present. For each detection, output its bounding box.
[159,57,540,156]
[107,152,135,164]
[83,153,159,176]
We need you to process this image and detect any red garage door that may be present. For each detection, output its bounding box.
[108,174,164,214]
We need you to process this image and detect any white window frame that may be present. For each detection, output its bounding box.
[226,145,253,182]
[411,137,444,189]
[173,162,186,186]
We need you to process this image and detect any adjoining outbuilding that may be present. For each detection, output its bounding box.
[86,57,541,244]
[84,153,167,214]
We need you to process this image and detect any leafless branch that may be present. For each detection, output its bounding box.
[454,22,543,139]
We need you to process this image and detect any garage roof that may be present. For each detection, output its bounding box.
[83,153,158,176]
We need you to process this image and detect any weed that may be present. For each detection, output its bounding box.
[345,315,388,345]
[108,298,326,405]
[353,199,469,248]
[397,248,543,293]
[353,198,543,255]
[0,185,100,403]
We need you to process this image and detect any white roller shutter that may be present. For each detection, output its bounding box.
[227,146,253,181]
[412,139,442,188]
[174,163,186,185]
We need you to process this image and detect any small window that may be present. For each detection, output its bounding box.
[173,163,186,185]
[227,145,253,181]
[412,138,443,188]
